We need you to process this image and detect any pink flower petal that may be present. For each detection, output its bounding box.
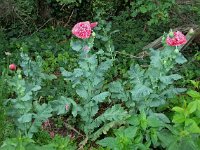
[166,31,187,46]
[72,21,92,39]
[90,22,98,29]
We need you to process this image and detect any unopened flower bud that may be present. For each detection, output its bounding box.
[174,48,179,53]
[18,74,22,79]
[169,31,174,38]
[188,28,194,35]
[92,32,96,37]
[9,64,17,71]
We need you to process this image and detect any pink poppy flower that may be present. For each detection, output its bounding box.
[72,21,98,39]
[166,31,187,46]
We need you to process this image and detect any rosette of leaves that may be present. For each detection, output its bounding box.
[61,54,129,140]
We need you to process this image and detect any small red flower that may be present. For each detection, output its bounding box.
[72,21,98,39]
[9,64,17,71]
[166,31,187,46]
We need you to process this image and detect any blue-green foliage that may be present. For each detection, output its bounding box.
[100,45,189,149]
[61,54,129,139]
[5,53,56,138]
[0,134,76,150]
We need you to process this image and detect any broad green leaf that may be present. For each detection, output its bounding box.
[124,126,138,139]
[172,107,184,113]
[18,113,33,123]
[21,92,32,101]
[95,105,129,124]
[92,105,129,139]
[108,81,128,101]
[148,99,165,107]
[76,88,88,99]
[74,69,83,77]
[187,101,197,114]
[179,137,199,150]
[149,49,162,68]
[128,64,145,84]
[86,55,98,70]
[147,115,164,127]
[175,54,187,64]
[29,103,53,136]
[92,77,102,87]
[157,129,177,148]
[92,120,126,141]
[131,84,152,98]
[190,80,199,89]
[44,74,57,80]
[14,103,26,109]
[31,85,41,92]
[140,111,147,130]
[70,39,82,51]
[109,81,124,93]
[161,88,186,98]
[185,119,200,134]
[33,103,53,120]
[187,90,200,99]
[160,74,182,85]
[92,92,110,103]
[172,114,185,123]
[127,115,140,126]
[50,96,71,115]
[96,137,117,149]
[65,97,80,117]
[154,113,170,123]
[168,141,179,150]
[150,128,158,146]
[97,59,113,74]
[60,67,72,78]
[140,6,147,13]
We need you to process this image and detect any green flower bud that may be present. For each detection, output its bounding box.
[188,28,194,35]
[174,48,179,53]
[92,32,96,37]
[169,31,174,38]
[18,74,22,79]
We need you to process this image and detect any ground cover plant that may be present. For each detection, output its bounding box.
[0,0,200,149]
